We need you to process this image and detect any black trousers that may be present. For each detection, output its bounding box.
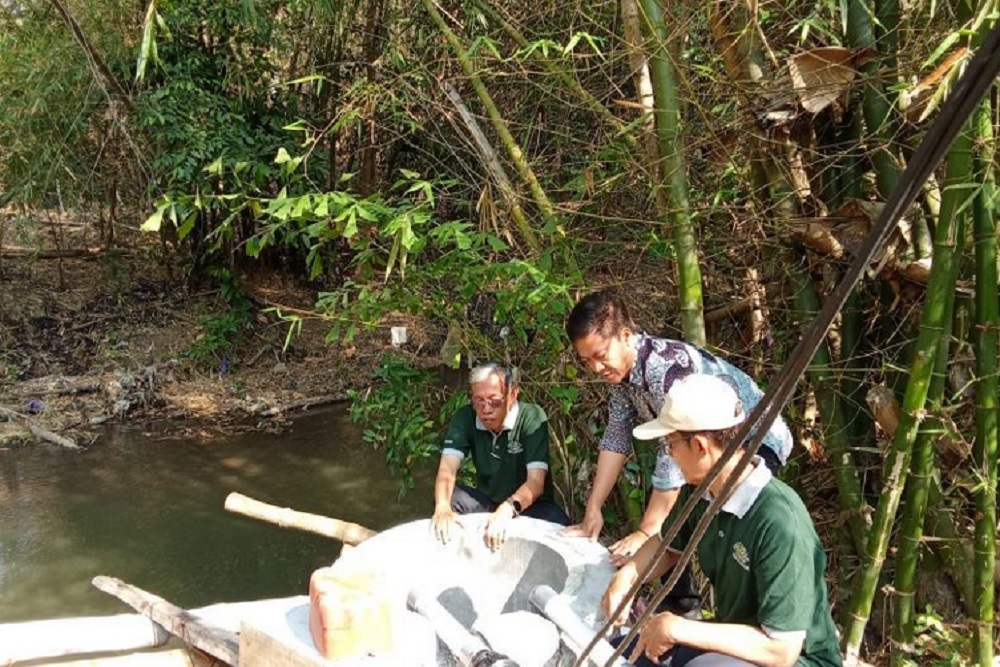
[451,484,571,526]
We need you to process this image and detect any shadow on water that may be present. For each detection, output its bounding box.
[0,405,433,622]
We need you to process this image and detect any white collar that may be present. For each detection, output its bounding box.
[475,401,520,433]
[715,457,772,519]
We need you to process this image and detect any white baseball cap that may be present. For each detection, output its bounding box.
[633,374,746,440]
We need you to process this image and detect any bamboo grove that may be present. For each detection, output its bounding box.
[1,0,998,663]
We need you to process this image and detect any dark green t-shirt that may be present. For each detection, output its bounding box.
[665,467,842,667]
[442,402,553,504]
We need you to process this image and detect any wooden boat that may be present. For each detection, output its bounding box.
[0,494,624,667]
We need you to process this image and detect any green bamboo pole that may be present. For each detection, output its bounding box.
[635,0,704,346]
[792,268,870,557]
[970,93,997,665]
[841,142,968,662]
[845,0,900,200]
[890,149,967,663]
[926,479,976,613]
[840,288,875,453]
[420,0,560,234]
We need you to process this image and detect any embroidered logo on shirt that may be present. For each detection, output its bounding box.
[732,542,751,571]
[507,439,524,454]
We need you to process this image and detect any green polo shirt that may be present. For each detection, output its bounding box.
[664,463,842,667]
[442,402,553,504]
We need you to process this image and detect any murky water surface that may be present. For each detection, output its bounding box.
[0,407,431,622]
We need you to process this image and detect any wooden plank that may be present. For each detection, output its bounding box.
[91,576,239,666]
[238,622,330,667]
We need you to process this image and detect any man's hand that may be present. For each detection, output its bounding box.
[431,506,457,544]
[560,508,603,541]
[608,530,651,567]
[600,564,638,628]
[629,612,681,664]
[484,501,515,551]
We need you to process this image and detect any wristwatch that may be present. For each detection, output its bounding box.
[507,498,523,516]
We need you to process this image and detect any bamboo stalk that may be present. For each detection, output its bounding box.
[223,492,377,545]
[792,269,870,557]
[845,0,900,200]
[420,0,559,233]
[45,0,133,112]
[620,0,667,219]
[970,87,997,666]
[91,576,238,666]
[841,130,968,661]
[867,385,978,612]
[635,0,705,346]
[839,288,875,454]
[890,204,963,665]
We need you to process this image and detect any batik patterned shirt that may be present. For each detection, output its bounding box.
[598,333,794,490]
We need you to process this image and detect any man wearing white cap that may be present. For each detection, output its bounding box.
[602,375,841,667]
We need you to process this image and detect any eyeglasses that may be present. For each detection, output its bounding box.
[472,396,506,410]
[661,434,693,456]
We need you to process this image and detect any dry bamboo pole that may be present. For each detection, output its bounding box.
[91,576,238,666]
[420,0,559,234]
[223,492,377,545]
[442,82,540,254]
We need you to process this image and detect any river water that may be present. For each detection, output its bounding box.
[0,406,432,622]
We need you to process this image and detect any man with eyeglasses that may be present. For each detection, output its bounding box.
[601,374,841,667]
[431,362,570,550]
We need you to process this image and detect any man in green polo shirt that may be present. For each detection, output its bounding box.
[602,374,842,667]
[431,362,570,550]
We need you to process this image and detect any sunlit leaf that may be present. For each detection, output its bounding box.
[136,0,159,83]
[140,203,167,232]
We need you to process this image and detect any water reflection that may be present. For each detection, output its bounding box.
[0,406,432,622]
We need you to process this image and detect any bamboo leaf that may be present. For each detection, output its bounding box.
[136,0,158,83]
[923,32,962,68]
[140,203,168,232]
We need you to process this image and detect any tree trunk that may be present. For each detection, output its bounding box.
[792,269,870,558]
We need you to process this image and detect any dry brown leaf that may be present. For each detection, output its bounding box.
[788,47,857,114]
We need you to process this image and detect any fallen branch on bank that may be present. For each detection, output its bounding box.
[0,406,80,449]
[224,492,377,545]
[92,576,238,666]
[256,394,347,417]
[0,245,107,259]
[15,374,102,397]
